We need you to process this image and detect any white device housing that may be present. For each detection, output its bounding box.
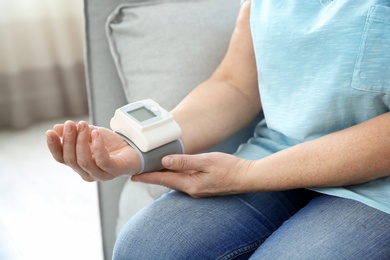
[110,99,181,152]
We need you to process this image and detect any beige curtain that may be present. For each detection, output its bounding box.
[0,0,87,129]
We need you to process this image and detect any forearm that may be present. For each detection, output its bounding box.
[172,77,260,154]
[245,112,390,192]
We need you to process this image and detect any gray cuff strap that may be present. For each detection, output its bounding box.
[116,132,185,174]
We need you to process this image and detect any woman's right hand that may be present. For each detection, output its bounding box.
[46,120,141,182]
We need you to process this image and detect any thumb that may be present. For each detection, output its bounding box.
[162,154,206,172]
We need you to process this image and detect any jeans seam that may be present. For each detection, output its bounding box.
[233,195,277,231]
[218,238,268,260]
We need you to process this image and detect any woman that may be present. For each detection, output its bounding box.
[47,0,390,258]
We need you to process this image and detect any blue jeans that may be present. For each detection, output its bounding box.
[113,190,390,259]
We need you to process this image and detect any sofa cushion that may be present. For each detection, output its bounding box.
[106,0,240,110]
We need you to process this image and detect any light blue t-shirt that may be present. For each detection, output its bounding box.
[236,0,390,214]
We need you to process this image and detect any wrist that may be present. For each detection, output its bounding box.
[121,133,184,174]
[236,159,258,193]
[127,146,142,175]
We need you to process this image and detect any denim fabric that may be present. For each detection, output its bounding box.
[113,189,316,260]
[113,191,390,259]
[251,195,390,259]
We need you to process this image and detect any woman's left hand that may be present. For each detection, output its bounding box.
[131,152,253,198]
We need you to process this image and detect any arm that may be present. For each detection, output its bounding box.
[45,1,258,181]
[133,111,390,197]
[245,112,390,191]
[172,0,260,154]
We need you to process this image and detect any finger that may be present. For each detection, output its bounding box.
[87,125,98,142]
[76,121,106,179]
[53,124,64,137]
[133,170,210,198]
[62,121,93,181]
[132,170,190,191]
[46,130,64,163]
[62,121,77,166]
[162,154,210,172]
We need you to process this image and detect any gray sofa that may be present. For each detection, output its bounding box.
[84,1,261,259]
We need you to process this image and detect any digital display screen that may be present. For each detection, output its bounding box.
[128,107,156,122]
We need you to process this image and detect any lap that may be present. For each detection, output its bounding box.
[251,195,390,259]
[113,190,389,260]
[113,189,313,260]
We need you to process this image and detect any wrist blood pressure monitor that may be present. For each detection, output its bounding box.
[110,99,184,174]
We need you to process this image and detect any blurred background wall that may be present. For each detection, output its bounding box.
[0,0,87,129]
[0,2,102,259]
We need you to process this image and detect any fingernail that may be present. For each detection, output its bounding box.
[91,130,99,139]
[78,122,85,132]
[163,156,173,167]
[65,123,72,134]
[46,132,53,142]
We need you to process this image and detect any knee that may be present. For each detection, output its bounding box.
[112,203,172,259]
[112,229,136,260]
[112,192,196,260]
[112,211,196,260]
[112,211,173,259]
